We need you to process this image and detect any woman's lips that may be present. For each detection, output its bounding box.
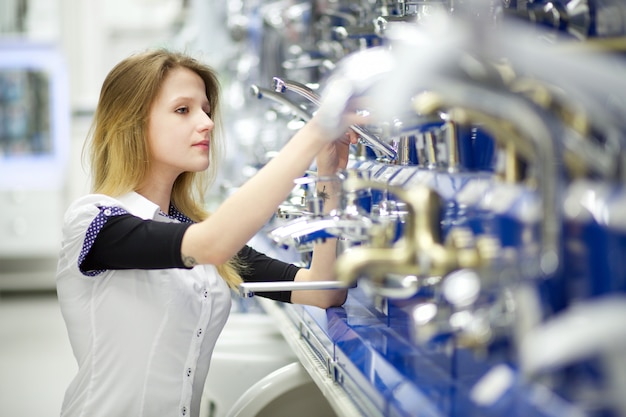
[193,140,210,149]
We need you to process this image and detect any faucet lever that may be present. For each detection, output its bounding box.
[239,280,351,298]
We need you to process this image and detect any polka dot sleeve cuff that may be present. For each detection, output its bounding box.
[78,206,129,277]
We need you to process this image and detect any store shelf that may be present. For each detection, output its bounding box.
[256,297,367,417]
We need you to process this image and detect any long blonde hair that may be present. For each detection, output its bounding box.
[86,49,243,288]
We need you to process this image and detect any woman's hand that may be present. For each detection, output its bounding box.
[306,102,371,144]
[316,130,359,177]
[289,129,358,309]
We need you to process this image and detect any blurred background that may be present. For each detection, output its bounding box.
[2,0,626,416]
[0,1,238,415]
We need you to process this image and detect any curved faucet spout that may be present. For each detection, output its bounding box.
[273,78,321,106]
[272,76,397,160]
[336,246,419,289]
[250,84,313,122]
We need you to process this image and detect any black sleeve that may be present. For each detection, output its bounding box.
[80,214,192,272]
[237,245,301,303]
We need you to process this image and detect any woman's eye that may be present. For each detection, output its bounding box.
[176,106,189,114]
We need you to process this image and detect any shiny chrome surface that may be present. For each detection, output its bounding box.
[272,76,397,160]
[250,84,313,122]
[268,171,377,251]
[509,77,622,180]
[413,90,561,278]
[220,1,626,415]
[268,214,375,251]
[239,280,350,298]
[335,180,486,290]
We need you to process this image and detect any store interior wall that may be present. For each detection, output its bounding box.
[1,2,239,416]
[0,0,234,290]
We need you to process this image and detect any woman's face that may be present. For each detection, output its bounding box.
[146,67,214,181]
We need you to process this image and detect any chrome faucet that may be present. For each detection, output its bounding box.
[268,171,378,251]
[249,84,313,122]
[272,76,398,160]
[520,296,626,416]
[272,78,320,107]
[269,213,376,252]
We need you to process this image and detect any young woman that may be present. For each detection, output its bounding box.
[55,49,359,417]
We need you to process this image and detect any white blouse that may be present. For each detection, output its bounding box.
[56,192,231,417]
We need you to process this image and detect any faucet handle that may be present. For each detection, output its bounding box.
[239,280,352,298]
[359,273,420,299]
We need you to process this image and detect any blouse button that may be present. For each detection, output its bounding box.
[196,328,203,337]
[181,406,187,416]
[186,368,192,377]
[103,209,112,216]
[202,289,208,299]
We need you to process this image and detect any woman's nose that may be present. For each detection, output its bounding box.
[199,111,214,130]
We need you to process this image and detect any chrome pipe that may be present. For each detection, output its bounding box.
[239,280,351,298]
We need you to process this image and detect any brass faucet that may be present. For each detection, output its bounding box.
[335,179,485,291]
[412,91,561,278]
[509,77,621,181]
[334,88,563,301]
